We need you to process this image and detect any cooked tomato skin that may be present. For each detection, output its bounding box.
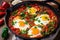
[46,9,58,28]
[15,28,20,35]
[46,9,54,19]
[25,17,30,21]
[17,11,21,15]
[0,19,4,25]
[24,12,28,14]
[29,21,35,26]
[45,26,48,32]
[18,6,26,12]
[33,6,40,11]
[30,4,41,11]
[42,25,48,32]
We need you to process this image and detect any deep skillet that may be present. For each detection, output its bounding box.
[5,1,60,40]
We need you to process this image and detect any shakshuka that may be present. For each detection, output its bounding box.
[8,4,58,38]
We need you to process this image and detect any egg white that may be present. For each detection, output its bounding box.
[13,18,30,30]
[34,14,50,25]
[28,26,42,38]
[27,7,37,15]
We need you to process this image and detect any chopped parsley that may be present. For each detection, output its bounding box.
[20,12,26,19]
[34,26,37,29]
[35,18,38,21]
[30,15,37,21]
[25,21,28,24]
[41,23,43,25]
[21,30,27,34]
[50,22,55,25]
[38,25,43,28]
[42,11,48,14]
[12,21,17,25]
[41,31,49,36]
[38,20,40,22]
[20,12,25,17]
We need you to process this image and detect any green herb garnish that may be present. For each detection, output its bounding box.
[35,18,38,21]
[48,21,55,28]
[25,21,28,24]
[41,23,43,25]
[41,31,49,36]
[42,11,48,14]
[20,12,27,19]
[38,25,43,28]
[12,21,17,25]
[50,22,55,25]
[34,26,37,29]
[38,20,40,22]
[20,12,25,17]
[21,30,27,34]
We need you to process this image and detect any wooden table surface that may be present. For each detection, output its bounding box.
[0,0,60,40]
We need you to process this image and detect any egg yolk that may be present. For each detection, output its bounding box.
[41,15,49,21]
[29,7,37,14]
[31,28,39,35]
[19,21,25,27]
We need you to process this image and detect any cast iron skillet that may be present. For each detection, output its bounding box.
[5,1,60,40]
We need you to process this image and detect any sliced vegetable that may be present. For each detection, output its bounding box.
[0,12,6,17]
[12,0,22,5]
[2,1,10,9]
[0,19,4,25]
[0,6,5,11]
